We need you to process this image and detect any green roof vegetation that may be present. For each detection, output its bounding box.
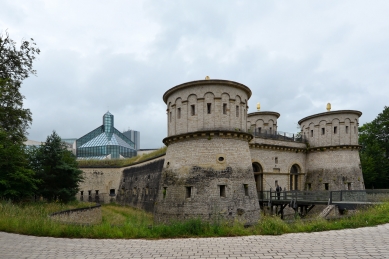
[77,146,167,168]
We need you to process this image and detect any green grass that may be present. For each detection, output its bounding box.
[78,146,167,168]
[1,201,389,239]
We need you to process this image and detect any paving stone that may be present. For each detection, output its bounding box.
[1,223,389,258]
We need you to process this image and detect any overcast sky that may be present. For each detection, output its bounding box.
[1,0,389,148]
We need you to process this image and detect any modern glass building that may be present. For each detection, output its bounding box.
[76,112,137,159]
[122,129,140,150]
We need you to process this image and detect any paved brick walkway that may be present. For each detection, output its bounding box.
[1,224,389,258]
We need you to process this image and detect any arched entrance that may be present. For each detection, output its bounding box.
[252,162,263,192]
[289,164,300,190]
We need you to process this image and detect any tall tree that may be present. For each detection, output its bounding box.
[0,128,39,200]
[0,31,40,82]
[32,131,83,203]
[0,32,40,201]
[359,106,389,188]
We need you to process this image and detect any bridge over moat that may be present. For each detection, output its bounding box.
[258,189,389,219]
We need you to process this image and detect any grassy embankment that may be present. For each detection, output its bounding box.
[77,146,167,168]
[1,201,389,239]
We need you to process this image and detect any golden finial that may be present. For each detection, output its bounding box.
[205,76,210,80]
[257,102,260,111]
[326,103,331,111]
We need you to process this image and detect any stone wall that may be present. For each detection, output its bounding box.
[116,158,164,213]
[155,136,260,224]
[164,80,251,135]
[306,149,364,191]
[77,167,122,203]
[247,111,280,132]
[299,110,361,148]
[250,145,306,191]
[50,204,102,225]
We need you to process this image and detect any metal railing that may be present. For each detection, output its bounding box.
[259,189,389,204]
[251,129,307,143]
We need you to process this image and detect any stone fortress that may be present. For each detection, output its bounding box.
[77,78,365,224]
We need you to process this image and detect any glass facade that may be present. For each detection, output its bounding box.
[76,112,137,159]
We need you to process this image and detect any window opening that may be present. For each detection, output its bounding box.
[177,108,181,119]
[321,128,325,135]
[223,103,227,114]
[219,185,226,197]
[347,183,351,190]
[110,189,116,196]
[169,112,172,122]
[244,184,249,196]
[307,183,311,190]
[346,126,349,134]
[236,106,239,117]
[88,190,91,196]
[275,157,278,164]
[311,130,313,137]
[163,187,167,199]
[80,191,84,196]
[191,105,195,116]
[146,187,149,195]
[207,103,211,114]
[218,156,224,162]
[334,126,337,134]
[95,190,99,195]
[324,183,329,191]
[186,186,192,198]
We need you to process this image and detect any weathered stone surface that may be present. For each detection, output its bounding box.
[50,205,102,225]
[116,158,164,213]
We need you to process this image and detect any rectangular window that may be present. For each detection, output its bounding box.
[110,189,116,196]
[321,128,325,135]
[348,183,351,190]
[186,186,192,198]
[243,184,249,196]
[275,157,278,164]
[223,103,227,114]
[169,112,172,122]
[334,126,337,134]
[80,191,84,196]
[219,185,226,197]
[95,190,99,195]
[177,108,181,119]
[324,183,329,191]
[191,105,195,116]
[88,190,91,196]
[236,106,239,117]
[207,103,211,114]
[346,126,349,134]
[163,187,167,199]
[306,183,311,190]
[311,130,313,137]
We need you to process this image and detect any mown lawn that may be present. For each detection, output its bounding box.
[1,201,389,239]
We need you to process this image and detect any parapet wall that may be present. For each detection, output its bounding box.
[50,204,102,225]
[116,157,164,213]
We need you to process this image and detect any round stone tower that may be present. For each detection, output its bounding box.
[247,111,280,134]
[154,78,260,224]
[298,110,365,191]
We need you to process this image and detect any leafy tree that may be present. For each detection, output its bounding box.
[359,106,389,188]
[31,131,83,203]
[0,32,40,201]
[0,129,39,200]
[0,31,40,82]
[0,78,32,143]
